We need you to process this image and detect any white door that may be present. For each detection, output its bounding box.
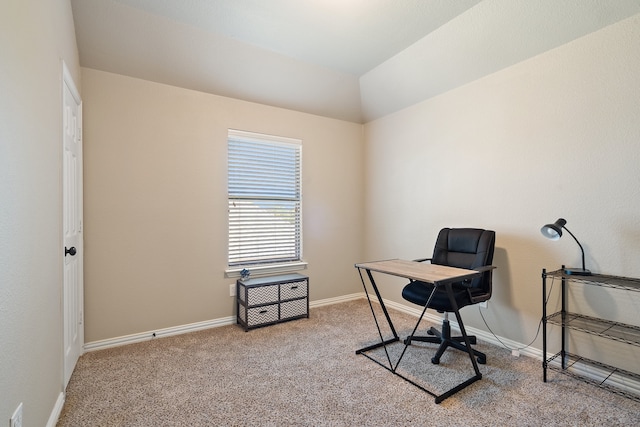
[62,63,83,388]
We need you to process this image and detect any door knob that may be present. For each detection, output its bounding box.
[65,246,77,256]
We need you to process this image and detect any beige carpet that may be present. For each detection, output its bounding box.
[57,299,639,426]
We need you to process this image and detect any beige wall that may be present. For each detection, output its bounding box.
[363,14,640,367]
[81,68,365,342]
[0,0,81,425]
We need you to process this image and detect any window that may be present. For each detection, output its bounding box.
[227,130,302,268]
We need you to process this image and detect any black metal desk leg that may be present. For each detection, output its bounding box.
[561,271,567,370]
[365,269,399,339]
[542,269,547,382]
[444,282,482,377]
[355,268,400,358]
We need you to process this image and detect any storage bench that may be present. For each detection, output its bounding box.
[236,273,309,331]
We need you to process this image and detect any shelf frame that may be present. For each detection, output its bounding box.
[546,311,640,346]
[545,351,640,402]
[542,267,640,402]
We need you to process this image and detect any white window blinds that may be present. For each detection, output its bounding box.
[228,130,302,266]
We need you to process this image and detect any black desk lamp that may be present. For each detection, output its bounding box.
[541,218,591,276]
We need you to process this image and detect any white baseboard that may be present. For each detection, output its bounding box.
[84,294,364,352]
[84,316,236,352]
[47,392,65,427]
[310,292,363,308]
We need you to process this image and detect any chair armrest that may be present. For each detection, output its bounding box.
[459,265,495,288]
[474,265,496,273]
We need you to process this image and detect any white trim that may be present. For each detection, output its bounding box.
[225,261,308,278]
[84,316,235,352]
[228,128,301,147]
[84,292,532,356]
[309,293,363,308]
[84,293,363,352]
[46,392,65,427]
[62,62,81,104]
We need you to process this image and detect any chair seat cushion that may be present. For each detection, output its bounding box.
[402,281,474,312]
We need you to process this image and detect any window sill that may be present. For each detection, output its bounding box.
[225,261,308,279]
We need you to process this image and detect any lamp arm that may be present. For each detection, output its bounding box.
[562,226,586,271]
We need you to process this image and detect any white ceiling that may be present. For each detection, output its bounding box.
[106,0,484,76]
[71,0,640,123]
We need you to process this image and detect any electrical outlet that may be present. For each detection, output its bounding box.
[229,284,236,297]
[10,402,23,427]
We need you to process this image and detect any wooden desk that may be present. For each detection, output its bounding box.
[356,259,479,285]
[355,259,483,403]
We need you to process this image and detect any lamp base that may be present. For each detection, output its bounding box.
[564,267,591,276]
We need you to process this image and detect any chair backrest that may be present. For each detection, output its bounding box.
[431,228,495,296]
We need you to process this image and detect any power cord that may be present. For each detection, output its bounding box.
[477,276,556,352]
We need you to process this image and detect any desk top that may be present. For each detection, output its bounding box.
[355,259,479,285]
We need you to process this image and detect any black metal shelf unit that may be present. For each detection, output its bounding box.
[542,268,640,402]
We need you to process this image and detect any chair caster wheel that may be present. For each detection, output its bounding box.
[431,357,440,364]
[404,338,412,345]
[477,357,486,364]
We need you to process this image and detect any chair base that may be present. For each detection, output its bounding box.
[404,319,487,365]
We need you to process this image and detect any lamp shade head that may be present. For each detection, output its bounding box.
[541,218,567,241]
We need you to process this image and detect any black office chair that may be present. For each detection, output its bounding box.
[402,228,495,365]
